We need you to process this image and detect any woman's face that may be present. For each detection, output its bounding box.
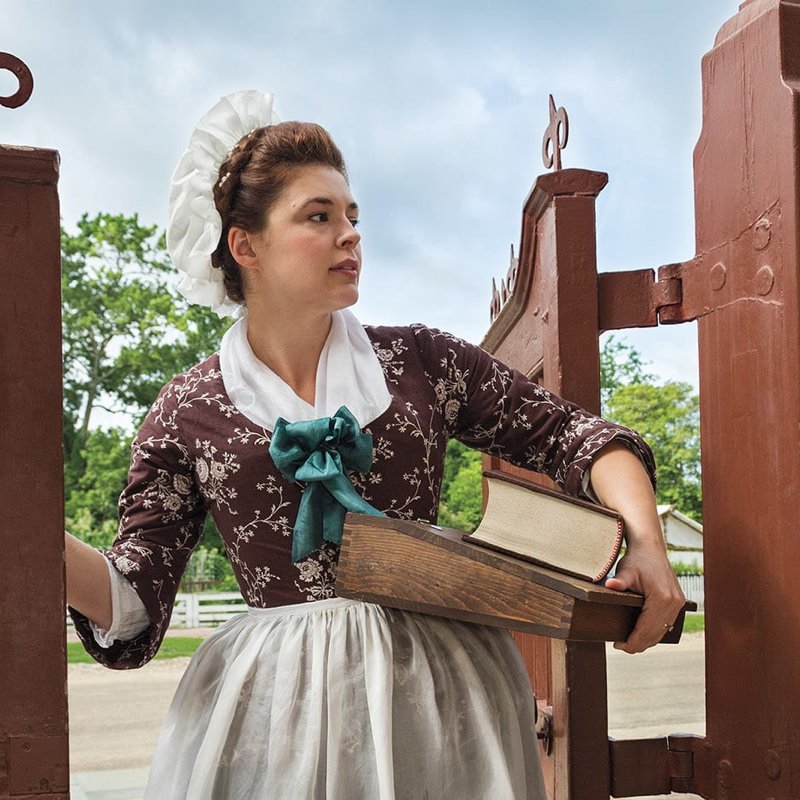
[240,164,362,316]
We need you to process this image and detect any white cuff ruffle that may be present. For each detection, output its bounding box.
[89,559,151,648]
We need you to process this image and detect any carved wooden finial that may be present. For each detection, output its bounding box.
[0,53,34,109]
[541,94,569,171]
[490,277,501,322]
[490,245,522,322]
[506,243,519,297]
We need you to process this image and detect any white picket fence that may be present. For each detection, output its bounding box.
[170,592,248,628]
[677,574,705,612]
[69,576,705,631]
[66,592,249,631]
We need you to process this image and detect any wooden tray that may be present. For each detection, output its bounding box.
[336,513,695,643]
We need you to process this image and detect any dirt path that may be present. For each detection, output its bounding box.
[69,657,190,772]
[607,632,705,739]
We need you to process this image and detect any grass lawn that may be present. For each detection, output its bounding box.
[682,613,705,634]
[67,636,205,664]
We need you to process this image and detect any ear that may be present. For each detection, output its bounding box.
[228,226,262,270]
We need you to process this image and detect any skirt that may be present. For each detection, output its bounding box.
[144,598,547,800]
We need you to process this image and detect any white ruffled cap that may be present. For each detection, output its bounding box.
[167,90,281,317]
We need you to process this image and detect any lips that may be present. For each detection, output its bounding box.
[331,258,359,275]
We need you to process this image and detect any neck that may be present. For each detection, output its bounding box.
[244,300,334,406]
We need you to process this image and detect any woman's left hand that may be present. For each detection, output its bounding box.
[604,541,686,654]
[588,441,687,654]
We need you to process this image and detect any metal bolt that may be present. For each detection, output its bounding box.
[718,759,734,788]
[535,704,554,756]
[710,262,727,291]
[755,265,775,296]
[754,217,772,250]
[764,749,782,780]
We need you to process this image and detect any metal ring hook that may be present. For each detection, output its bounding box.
[0,53,34,109]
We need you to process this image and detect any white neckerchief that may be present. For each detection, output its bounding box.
[219,308,392,431]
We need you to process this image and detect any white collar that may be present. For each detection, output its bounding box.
[219,309,392,432]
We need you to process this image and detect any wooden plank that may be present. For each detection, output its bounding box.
[337,516,577,637]
[609,738,671,797]
[598,270,658,331]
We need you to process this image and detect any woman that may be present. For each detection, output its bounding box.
[66,90,685,799]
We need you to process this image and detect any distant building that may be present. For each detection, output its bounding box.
[657,505,703,570]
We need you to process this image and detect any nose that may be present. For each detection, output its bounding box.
[337,220,361,249]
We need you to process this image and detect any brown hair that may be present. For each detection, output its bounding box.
[211,121,348,304]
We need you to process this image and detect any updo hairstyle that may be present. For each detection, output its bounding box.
[211,121,348,305]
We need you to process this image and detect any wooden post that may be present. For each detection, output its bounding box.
[0,139,68,795]
[482,168,609,800]
[674,1,800,795]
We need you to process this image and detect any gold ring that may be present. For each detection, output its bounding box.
[663,622,675,632]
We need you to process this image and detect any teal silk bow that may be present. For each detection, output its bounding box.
[269,406,386,562]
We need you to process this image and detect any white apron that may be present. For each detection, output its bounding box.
[144,598,547,799]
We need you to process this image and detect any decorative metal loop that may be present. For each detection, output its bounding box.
[541,94,568,171]
[0,53,34,109]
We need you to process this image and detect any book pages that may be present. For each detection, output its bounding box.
[470,476,623,581]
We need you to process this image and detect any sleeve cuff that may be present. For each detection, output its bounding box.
[89,559,151,648]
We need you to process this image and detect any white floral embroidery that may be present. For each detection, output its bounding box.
[294,543,338,601]
[370,335,408,384]
[227,476,291,606]
[173,474,192,495]
[194,439,240,513]
[227,426,270,447]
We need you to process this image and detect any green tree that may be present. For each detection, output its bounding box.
[65,427,132,533]
[62,212,231,481]
[604,380,702,520]
[599,333,654,411]
[438,439,483,531]
[62,213,232,546]
[598,336,702,520]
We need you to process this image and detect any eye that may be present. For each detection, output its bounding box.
[309,211,329,222]
[349,218,360,228]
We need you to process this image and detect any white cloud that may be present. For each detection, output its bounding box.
[3,0,738,386]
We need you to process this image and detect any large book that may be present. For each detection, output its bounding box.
[463,470,624,582]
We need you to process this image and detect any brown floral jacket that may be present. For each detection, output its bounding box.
[70,324,655,669]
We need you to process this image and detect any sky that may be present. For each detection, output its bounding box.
[3,0,741,391]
